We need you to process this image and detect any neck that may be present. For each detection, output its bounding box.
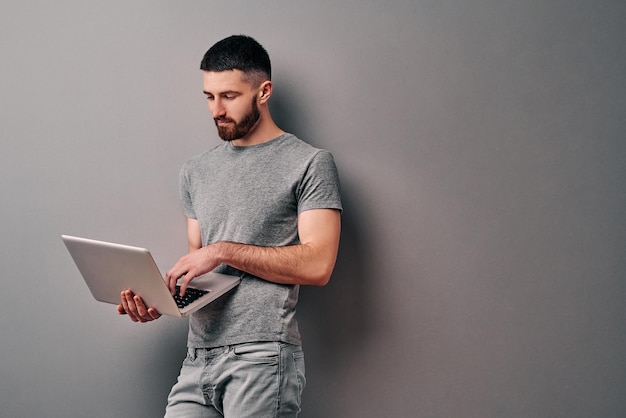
[231,112,284,147]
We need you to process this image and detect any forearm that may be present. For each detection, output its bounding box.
[210,241,336,286]
[167,209,341,295]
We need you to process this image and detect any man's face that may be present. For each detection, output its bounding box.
[202,70,260,142]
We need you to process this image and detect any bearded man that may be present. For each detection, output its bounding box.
[118,35,342,418]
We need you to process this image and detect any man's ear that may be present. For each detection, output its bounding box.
[258,80,272,103]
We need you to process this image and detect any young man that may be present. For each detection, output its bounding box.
[117,35,342,417]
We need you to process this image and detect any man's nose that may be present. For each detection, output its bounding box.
[209,99,226,119]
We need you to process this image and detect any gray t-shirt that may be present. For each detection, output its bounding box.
[179,133,342,348]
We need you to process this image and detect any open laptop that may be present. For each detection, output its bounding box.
[61,235,240,318]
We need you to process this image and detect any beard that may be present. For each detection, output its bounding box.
[215,97,260,141]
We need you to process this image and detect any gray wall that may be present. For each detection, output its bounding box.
[2,1,625,417]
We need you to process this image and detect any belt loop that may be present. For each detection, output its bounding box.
[188,347,197,361]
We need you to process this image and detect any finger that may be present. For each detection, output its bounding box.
[122,290,139,322]
[169,274,181,296]
[165,268,181,295]
[133,295,155,322]
[166,254,194,295]
[120,291,128,311]
[120,291,131,317]
[134,295,148,318]
[179,273,196,297]
[147,307,161,320]
[117,304,127,315]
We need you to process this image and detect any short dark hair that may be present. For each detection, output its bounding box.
[200,35,271,86]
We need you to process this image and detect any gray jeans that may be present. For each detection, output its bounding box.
[165,342,306,417]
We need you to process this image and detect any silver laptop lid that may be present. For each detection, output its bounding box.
[61,235,240,317]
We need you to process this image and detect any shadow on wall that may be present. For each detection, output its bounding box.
[269,79,316,144]
[271,85,375,417]
[270,85,374,357]
[297,178,374,417]
[261,86,375,418]
[299,178,374,352]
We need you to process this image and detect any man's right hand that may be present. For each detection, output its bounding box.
[117,289,161,323]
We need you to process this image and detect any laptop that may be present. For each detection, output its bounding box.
[61,235,240,318]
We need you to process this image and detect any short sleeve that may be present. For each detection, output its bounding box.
[179,163,197,219]
[297,150,343,214]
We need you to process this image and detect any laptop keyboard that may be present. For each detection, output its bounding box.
[173,286,209,309]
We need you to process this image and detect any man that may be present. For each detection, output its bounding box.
[117,35,342,417]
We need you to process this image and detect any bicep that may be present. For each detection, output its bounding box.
[297,208,341,258]
[187,218,202,252]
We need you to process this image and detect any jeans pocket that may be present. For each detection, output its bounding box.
[231,342,279,363]
[292,350,306,402]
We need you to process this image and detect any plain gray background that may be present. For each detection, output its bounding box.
[1,1,625,417]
